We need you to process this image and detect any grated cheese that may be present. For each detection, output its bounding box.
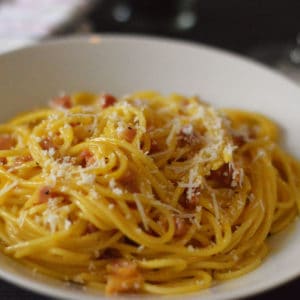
[259,200,265,212]
[90,189,98,199]
[73,275,84,284]
[134,194,148,231]
[229,161,244,188]
[187,245,195,252]
[48,114,59,121]
[254,149,266,161]
[43,210,59,233]
[238,168,244,187]
[191,106,205,120]
[211,193,220,221]
[223,143,238,161]
[34,136,42,142]
[237,197,244,209]
[178,168,202,201]
[121,282,129,289]
[133,283,140,290]
[191,216,202,229]
[133,116,139,124]
[94,249,101,258]
[78,173,96,185]
[166,118,181,146]
[48,147,55,156]
[137,245,144,252]
[64,219,72,230]
[181,124,193,135]
[113,188,123,195]
[232,253,239,261]
[196,206,202,213]
[248,193,255,202]
[196,280,204,286]
[120,100,131,108]
[116,121,126,134]
[132,98,145,107]
[109,179,123,195]
[135,227,142,234]
[88,262,96,271]
[18,210,27,227]
[231,125,251,142]
[108,111,118,121]
[108,203,115,210]
[42,198,60,233]
[34,215,41,224]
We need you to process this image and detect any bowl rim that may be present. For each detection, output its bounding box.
[0,33,300,300]
[1,32,299,91]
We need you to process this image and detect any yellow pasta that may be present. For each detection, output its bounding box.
[0,91,299,295]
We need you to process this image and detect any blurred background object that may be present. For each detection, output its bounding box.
[0,0,97,52]
[88,0,300,82]
[2,0,299,81]
[1,0,300,80]
[0,0,97,39]
[89,0,300,53]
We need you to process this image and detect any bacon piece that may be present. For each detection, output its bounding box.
[232,135,246,147]
[206,163,233,188]
[14,154,33,166]
[106,260,143,294]
[101,248,121,259]
[86,223,98,234]
[231,165,244,188]
[182,99,190,106]
[38,185,70,205]
[119,127,137,143]
[70,122,80,127]
[38,186,53,204]
[107,260,138,277]
[100,94,117,108]
[119,170,139,193]
[79,149,95,167]
[0,134,15,150]
[38,186,68,205]
[174,217,189,237]
[149,139,160,154]
[39,138,55,150]
[0,157,7,165]
[177,128,202,147]
[50,95,72,109]
[179,188,200,210]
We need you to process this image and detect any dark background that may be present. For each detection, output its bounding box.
[1,0,300,299]
[88,0,300,66]
[91,0,300,51]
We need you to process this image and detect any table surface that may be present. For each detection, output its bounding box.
[0,272,299,300]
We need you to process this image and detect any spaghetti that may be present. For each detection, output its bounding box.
[0,91,299,295]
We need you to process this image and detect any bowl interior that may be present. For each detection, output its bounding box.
[0,35,300,300]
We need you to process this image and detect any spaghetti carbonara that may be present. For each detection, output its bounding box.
[0,91,299,295]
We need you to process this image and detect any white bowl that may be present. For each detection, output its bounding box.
[0,35,299,300]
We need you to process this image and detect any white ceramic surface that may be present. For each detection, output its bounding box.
[0,38,32,54]
[0,35,299,300]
